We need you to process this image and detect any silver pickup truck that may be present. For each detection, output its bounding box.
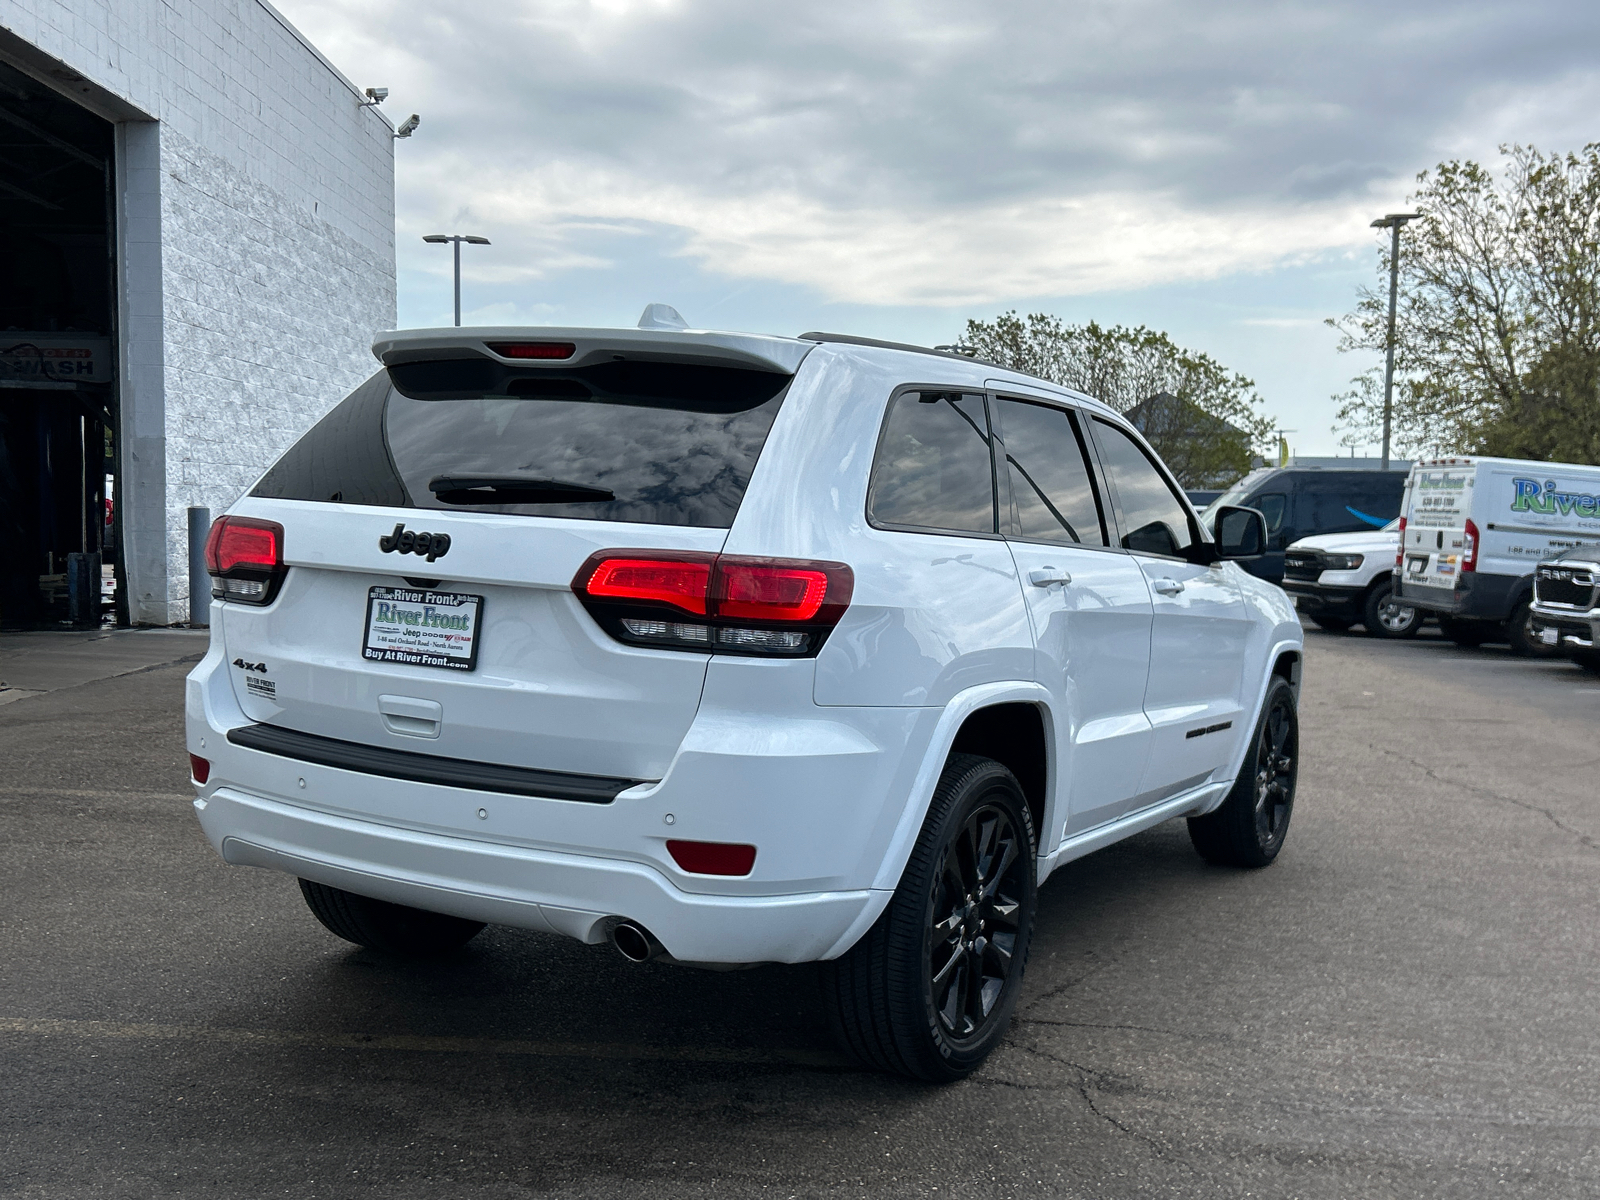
[1530,544,1600,673]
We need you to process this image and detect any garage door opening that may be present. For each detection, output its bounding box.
[0,57,117,628]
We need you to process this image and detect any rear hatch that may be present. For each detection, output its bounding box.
[1401,463,1473,591]
[219,331,807,783]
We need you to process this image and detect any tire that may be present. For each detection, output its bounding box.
[298,879,485,956]
[1187,676,1298,868]
[1362,581,1421,639]
[1306,613,1353,632]
[1438,615,1489,647]
[1506,599,1560,658]
[820,754,1037,1083]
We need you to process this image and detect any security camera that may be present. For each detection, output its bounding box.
[362,87,389,106]
[394,114,420,139]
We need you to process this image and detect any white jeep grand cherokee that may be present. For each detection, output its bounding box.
[186,322,1303,1081]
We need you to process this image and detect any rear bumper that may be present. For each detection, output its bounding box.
[1393,571,1525,621]
[195,787,873,964]
[185,636,932,964]
[1282,581,1364,620]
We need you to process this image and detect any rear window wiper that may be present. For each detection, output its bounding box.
[428,475,616,504]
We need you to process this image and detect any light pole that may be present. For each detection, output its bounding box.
[422,234,490,326]
[1369,212,1421,471]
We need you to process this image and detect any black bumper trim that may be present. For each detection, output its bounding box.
[1283,582,1364,618]
[225,723,646,803]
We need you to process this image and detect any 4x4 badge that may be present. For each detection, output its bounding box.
[379,523,451,563]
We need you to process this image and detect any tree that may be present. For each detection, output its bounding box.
[957,312,1274,487]
[1330,143,1600,463]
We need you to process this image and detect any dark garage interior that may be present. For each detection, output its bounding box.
[0,56,117,627]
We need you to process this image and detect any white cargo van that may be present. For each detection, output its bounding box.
[1393,456,1600,653]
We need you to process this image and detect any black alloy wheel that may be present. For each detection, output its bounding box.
[1188,676,1299,868]
[928,802,1029,1042]
[1250,692,1297,852]
[821,754,1037,1082]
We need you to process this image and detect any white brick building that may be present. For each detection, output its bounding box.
[0,1,396,625]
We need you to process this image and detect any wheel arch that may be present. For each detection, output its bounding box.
[1272,647,1302,699]
[1192,638,1302,819]
[1361,571,1394,598]
[819,681,1055,959]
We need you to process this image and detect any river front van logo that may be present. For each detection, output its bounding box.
[1511,478,1600,517]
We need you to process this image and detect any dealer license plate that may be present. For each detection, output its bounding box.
[1406,555,1429,574]
[362,587,482,672]
[1540,626,1560,646]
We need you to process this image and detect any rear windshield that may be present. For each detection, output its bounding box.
[252,359,792,528]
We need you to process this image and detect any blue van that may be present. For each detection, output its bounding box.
[1202,467,1408,584]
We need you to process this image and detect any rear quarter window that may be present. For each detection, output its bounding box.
[252,360,792,528]
[866,391,997,535]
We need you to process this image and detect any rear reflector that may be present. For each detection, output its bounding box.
[666,840,757,876]
[572,551,853,657]
[189,754,211,784]
[485,341,576,360]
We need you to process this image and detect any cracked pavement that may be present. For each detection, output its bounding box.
[2,626,1597,1197]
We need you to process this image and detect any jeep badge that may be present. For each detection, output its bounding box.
[379,523,451,563]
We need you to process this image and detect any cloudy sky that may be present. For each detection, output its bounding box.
[278,0,1598,455]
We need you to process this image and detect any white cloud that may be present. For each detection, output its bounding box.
[279,0,1600,306]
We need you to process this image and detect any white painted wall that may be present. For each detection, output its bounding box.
[0,0,397,622]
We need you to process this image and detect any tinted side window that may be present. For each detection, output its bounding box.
[1091,418,1197,557]
[1249,492,1287,533]
[1302,483,1375,536]
[251,371,407,507]
[1354,477,1404,525]
[868,392,996,535]
[993,398,1107,546]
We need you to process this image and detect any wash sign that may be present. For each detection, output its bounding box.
[0,336,112,384]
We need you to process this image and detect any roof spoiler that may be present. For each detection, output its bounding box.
[371,327,814,375]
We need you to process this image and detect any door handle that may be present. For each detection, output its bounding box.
[1028,567,1072,587]
[1151,577,1184,596]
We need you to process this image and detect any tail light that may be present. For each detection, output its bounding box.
[204,515,286,605]
[572,550,853,657]
[667,840,757,876]
[1394,517,1406,569]
[1461,518,1479,573]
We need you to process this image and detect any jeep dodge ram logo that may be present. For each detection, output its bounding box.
[379,523,451,562]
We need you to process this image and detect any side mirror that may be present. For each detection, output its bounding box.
[1214,505,1266,559]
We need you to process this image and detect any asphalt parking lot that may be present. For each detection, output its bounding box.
[3,624,1597,1198]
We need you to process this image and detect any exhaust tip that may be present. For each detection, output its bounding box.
[611,921,662,963]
